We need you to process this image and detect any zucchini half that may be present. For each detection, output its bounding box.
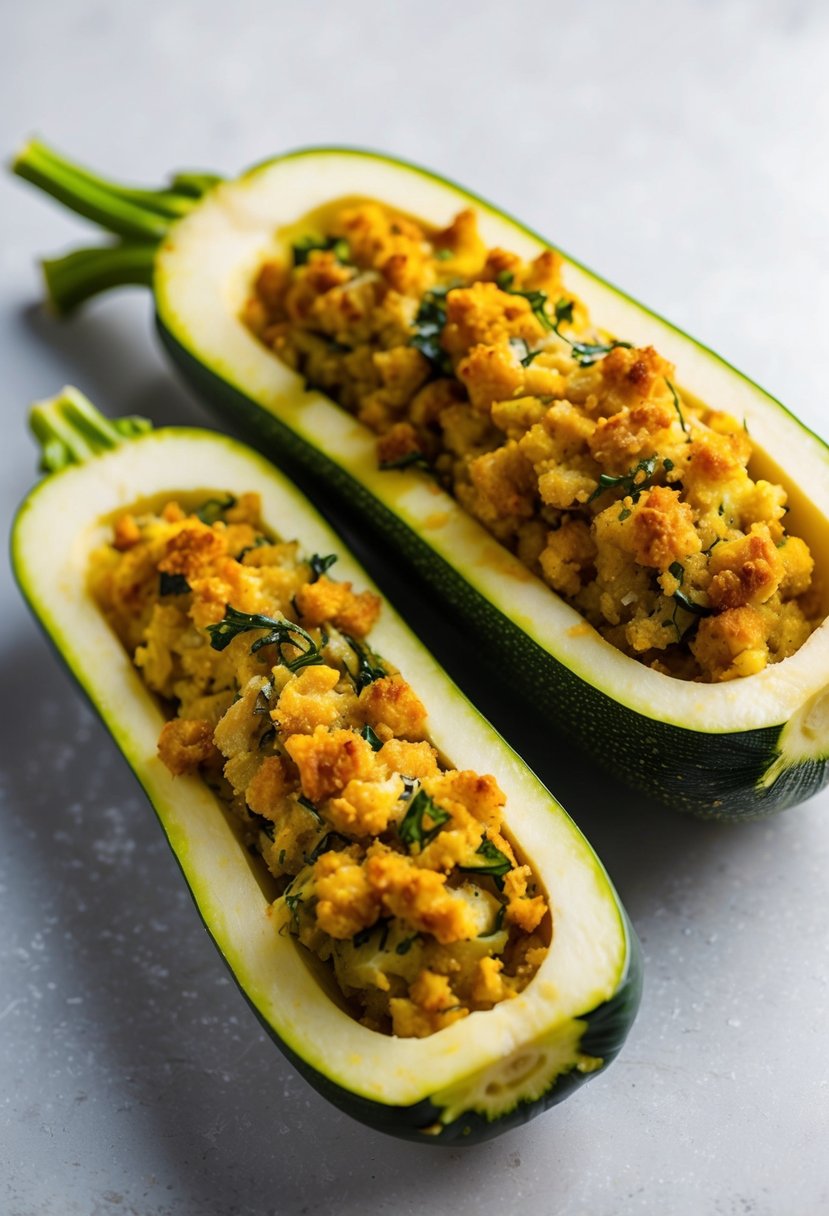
[11,388,641,1144]
[13,142,829,817]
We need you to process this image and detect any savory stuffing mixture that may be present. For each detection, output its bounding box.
[90,494,549,1037]
[244,202,821,682]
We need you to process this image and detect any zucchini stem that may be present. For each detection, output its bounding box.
[43,242,157,315]
[29,387,151,472]
[12,139,218,241]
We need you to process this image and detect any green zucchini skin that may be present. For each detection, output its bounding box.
[13,141,829,819]
[11,402,642,1145]
[240,930,642,1145]
[17,544,639,1147]
[158,326,827,820]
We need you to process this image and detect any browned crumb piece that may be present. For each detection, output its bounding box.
[376,422,424,467]
[245,755,293,819]
[294,576,381,638]
[629,485,701,571]
[707,524,782,609]
[314,851,382,938]
[389,970,469,1037]
[113,514,141,550]
[285,726,376,802]
[363,849,478,944]
[157,718,219,776]
[358,675,428,742]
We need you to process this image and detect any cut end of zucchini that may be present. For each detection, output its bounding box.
[148,148,828,818]
[12,413,640,1143]
[759,682,829,791]
[17,141,827,816]
[430,1017,597,1128]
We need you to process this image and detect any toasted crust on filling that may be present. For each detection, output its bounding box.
[91,494,550,1037]
[246,202,821,683]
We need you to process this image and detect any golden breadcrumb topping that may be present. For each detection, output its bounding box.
[90,492,549,1036]
[245,202,821,683]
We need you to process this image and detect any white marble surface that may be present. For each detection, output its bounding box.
[2,2,828,1212]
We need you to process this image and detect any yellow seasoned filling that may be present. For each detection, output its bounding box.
[89,492,550,1037]
[244,200,822,683]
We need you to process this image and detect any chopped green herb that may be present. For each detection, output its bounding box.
[458,834,513,881]
[341,632,386,690]
[258,725,276,750]
[306,833,334,864]
[510,287,554,331]
[360,723,383,752]
[307,831,348,865]
[618,506,632,522]
[435,248,454,262]
[309,552,338,582]
[297,795,322,823]
[207,605,324,672]
[509,337,541,368]
[588,455,659,504]
[410,283,456,374]
[673,589,714,618]
[550,297,632,365]
[666,379,689,438]
[491,275,557,330]
[158,571,190,596]
[292,234,350,266]
[320,335,353,354]
[395,933,420,956]
[247,810,275,841]
[196,494,237,525]
[399,776,417,803]
[284,884,305,924]
[663,562,713,629]
[399,789,451,852]
[569,337,633,367]
[353,920,390,950]
[554,298,575,327]
[277,849,286,866]
[236,535,270,561]
[479,902,507,938]
[378,450,432,473]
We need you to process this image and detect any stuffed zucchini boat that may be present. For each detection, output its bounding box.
[11,387,640,1144]
[12,142,829,817]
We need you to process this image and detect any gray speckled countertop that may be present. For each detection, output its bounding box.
[2,2,828,1212]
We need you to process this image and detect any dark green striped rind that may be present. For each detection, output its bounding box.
[159,323,827,820]
[12,423,642,1147]
[234,913,643,1145]
[20,554,640,1144]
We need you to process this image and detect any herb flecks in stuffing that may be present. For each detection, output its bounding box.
[244,201,818,684]
[91,492,549,1037]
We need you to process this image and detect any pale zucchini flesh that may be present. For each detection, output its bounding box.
[151,151,829,816]
[12,413,639,1142]
[13,142,829,815]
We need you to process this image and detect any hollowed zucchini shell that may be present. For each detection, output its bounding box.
[13,143,829,817]
[10,393,641,1144]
